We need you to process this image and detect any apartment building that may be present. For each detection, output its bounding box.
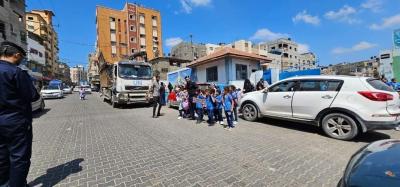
[26,10,59,78]
[96,3,162,64]
[170,42,207,61]
[322,58,379,77]
[205,43,221,55]
[70,65,86,85]
[261,38,317,70]
[26,32,45,79]
[0,0,27,50]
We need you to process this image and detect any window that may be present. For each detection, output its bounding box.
[27,25,34,30]
[130,25,136,31]
[130,37,136,43]
[129,14,135,20]
[271,47,275,50]
[298,80,343,91]
[20,31,26,43]
[206,66,218,82]
[161,68,169,73]
[39,52,43,57]
[367,79,394,92]
[111,45,117,54]
[245,43,249,48]
[110,33,116,42]
[236,64,248,80]
[269,81,297,92]
[295,48,297,51]
[28,16,34,20]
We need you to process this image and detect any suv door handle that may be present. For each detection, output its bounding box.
[283,95,292,99]
[322,95,333,99]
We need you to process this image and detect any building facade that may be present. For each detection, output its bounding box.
[205,43,221,55]
[87,52,102,90]
[149,57,190,80]
[379,50,394,80]
[58,62,71,84]
[322,58,379,77]
[26,32,45,80]
[26,10,59,78]
[0,0,27,50]
[170,42,207,61]
[96,3,163,64]
[187,48,271,88]
[70,65,86,85]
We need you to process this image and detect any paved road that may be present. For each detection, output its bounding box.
[28,93,400,187]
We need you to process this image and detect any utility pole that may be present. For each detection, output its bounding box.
[190,34,194,61]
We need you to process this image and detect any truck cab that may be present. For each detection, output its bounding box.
[101,60,153,108]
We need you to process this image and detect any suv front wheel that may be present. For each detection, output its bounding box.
[242,103,258,122]
[321,113,359,140]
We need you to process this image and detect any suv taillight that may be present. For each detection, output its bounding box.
[358,91,393,101]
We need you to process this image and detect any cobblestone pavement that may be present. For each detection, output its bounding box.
[28,93,400,187]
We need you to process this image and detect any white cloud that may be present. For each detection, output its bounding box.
[165,37,183,47]
[332,41,377,54]
[292,10,320,25]
[298,43,310,54]
[179,0,211,14]
[370,14,400,30]
[361,0,384,13]
[324,5,361,24]
[250,28,289,41]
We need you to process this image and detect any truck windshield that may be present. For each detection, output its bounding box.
[119,64,152,79]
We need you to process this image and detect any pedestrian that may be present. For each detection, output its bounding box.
[168,82,173,93]
[243,78,254,94]
[223,87,234,130]
[185,76,198,120]
[0,41,40,187]
[388,78,398,90]
[256,78,265,91]
[205,89,216,125]
[151,75,162,118]
[215,89,224,125]
[230,85,239,125]
[79,87,85,100]
[160,82,166,107]
[195,90,205,124]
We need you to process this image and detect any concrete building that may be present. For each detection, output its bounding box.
[26,10,59,78]
[96,2,163,64]
[26,32,45,80]
[187,48,271,87]
[87,52,103,90]
[149,57,190,80]
[170,42,207,61]
[261,38,317,70]
[205,43,221,55]
[58,62,71,84]
[0,0,27,50]
[379,50,394,80]
[322,58,379,77]
[70,65,86,85]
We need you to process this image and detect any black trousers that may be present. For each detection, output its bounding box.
[152,96,162,116]
[188,96,196,120]
[0,122,32,187]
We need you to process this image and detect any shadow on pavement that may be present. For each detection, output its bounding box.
[29,158,84,187]
[118,103,152,109]
[33,108,50,118]
[258,117,392,143]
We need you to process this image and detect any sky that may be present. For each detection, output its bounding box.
[26,0,400,67]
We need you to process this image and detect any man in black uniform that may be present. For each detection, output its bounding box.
[0,41,40,187]
[185,76,197,120]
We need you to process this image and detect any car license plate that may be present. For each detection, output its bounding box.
[133,80,142,86]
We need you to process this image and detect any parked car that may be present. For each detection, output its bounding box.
[81,85,92,94]
[63,86,72,94]
[338,139,400,187]
[32,95,45,112]
[239,75,400,140]
[41,85,64,99]
[73,86,80,92]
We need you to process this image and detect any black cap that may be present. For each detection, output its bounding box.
[0,41,26,56]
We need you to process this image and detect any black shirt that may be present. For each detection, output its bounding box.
[186,81,198,97]
[0,60,39,125]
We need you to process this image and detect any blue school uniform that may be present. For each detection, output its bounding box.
[224,94,234,128]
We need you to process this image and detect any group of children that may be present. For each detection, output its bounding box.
[175,85,240,130]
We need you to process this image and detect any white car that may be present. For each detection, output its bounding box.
[239,75,400,140]
[32,95,45,112]
[41,85,64,99]
[63,86,72,94]
[81,85,92,94]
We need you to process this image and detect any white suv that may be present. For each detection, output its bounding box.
[239,75,400,140]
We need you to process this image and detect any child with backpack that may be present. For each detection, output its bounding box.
[195,90,205,124]
[215,89,224,125]
[205,89,216,125]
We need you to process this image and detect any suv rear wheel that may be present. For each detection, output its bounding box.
[321,113,359,140]
[242,103,258,121]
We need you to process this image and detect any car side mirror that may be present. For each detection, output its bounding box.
[262,88,269,93]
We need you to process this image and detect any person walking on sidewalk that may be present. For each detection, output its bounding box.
[0,41,40,187]
[151,75,162,118]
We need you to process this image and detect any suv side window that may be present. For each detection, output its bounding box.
[299,80,342,91]
[269,81,297,92]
